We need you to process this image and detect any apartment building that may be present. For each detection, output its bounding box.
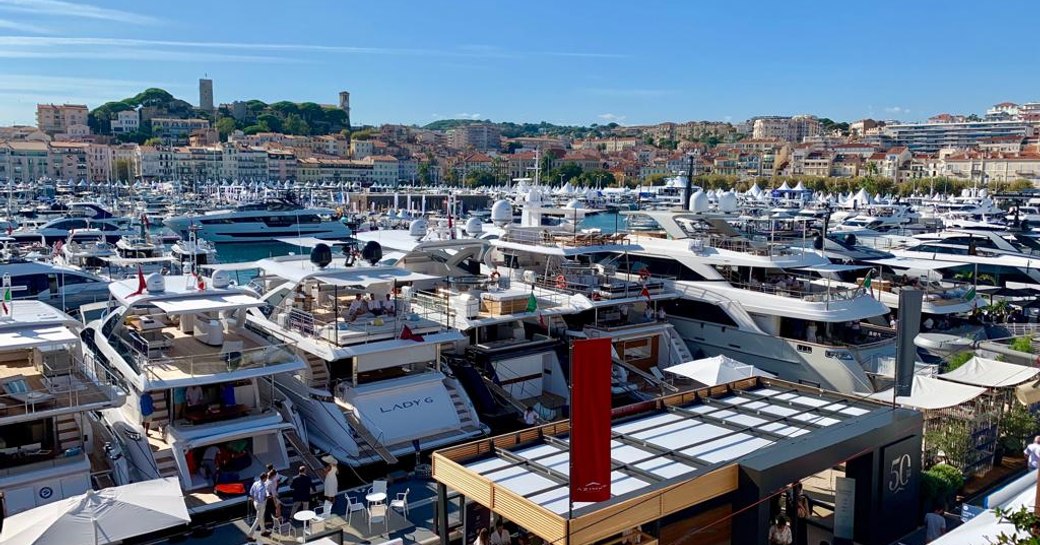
[364,155,399,185]
[0,141,49,183]
[751,115,821,142]
[940,151,1040,183]
[111,110,140,133]
[36,104,89,135]
[882,120,1036,153]
[266,149,297,181]
[297,157,373,184]
[150,118,211,140]
[447,124,501,151]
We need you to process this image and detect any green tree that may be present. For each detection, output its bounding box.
[464,170,496,187]
[548,162,583,184]
[644,173,669,185]
[990,506,1040,544]
[256,113,282,133]
[418,161,432,184]
[283,113,310,135]
[215,117,237,138]
[143,137,162,147]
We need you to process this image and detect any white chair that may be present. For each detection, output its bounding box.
[346,494,367,525]
[370,479,387,497]
[274,516,295,540]
[368,503,388,534]
[390,488,409,516]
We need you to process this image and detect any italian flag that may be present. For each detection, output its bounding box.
[2,285,10,315]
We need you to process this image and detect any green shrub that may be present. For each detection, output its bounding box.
[945,351,974,372]
[1001,403,1039,453]
[1010,336,1035,354]
[921,463,965,507]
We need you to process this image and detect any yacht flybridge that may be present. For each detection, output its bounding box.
[0,300,124,515]
[618,210,898,394]
[164,195,352,243]
[238,251,488,467]
[82,272,319,513]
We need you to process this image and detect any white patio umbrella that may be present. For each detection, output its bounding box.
[0,477,189,545]
[664,355,775,386]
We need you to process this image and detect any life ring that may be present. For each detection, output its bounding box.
[490,270,501,281]
[555,274,567,289]
[639,268,651,281]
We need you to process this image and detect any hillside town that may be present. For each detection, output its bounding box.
[4,80,1040,190]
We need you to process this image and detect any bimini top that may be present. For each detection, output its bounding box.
[434,378,892,522]
[109,275,266,314]
[253,255,440,287]
[0,301,80,350]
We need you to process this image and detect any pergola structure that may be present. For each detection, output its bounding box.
[433,377,924,545]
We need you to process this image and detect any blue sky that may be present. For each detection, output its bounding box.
[0,0,1036,127]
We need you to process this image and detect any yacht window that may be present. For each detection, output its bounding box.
[661,299,737,326]
[13,273,49,296]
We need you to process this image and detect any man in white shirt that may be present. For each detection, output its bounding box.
[523,407,538,426]
[186,385,204,408]
[1025,436,1040,470]
[382,293,396,316]
[347,294,366,320]
[248,473,270,538]
[489,521,511,545]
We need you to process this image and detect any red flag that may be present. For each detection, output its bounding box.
[640,285,651,302]
[130,265,146,296]
[196,273,205,291]
[399,324,424,342]
[570,337,612,503]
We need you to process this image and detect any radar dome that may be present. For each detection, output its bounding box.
[491,199,512,226]
[310,243,333,269]
[211,270,232,289]
[361,241,383,266]
[409,218,428,239]
[564,198,584,209]
[145,273,165,293]
[718,191,738,212]
[689,190,709,213]
[465,217,483,236]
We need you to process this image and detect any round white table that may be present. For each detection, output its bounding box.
[293,510,317,542]
[365,492,387,504]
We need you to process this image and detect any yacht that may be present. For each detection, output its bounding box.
[0,301,124,515]
[617,210,898,394]
[239,252,488,467]
[9,217,132,245]
[0,260,110,311]
[54,229,118,271]
[890,230,1040,284]
[82,272,320,512]
[164,196,352,243]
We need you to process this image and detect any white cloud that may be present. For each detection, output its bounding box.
[0,0,157,24]
[597,113,626,123]
[454,113,482,120]
[884,106,910,114]
[0,17,48,33]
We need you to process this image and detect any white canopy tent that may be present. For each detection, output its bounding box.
[0,477,189,545]
[664,355,775,386]
[939,356,1040,388]
[869,375,986,410]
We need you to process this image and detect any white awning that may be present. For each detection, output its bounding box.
[100,256,177,265]
[866,257,963,271]
[870,375,986,410]
[0,325,77,350]
[311,268,439,288]
[276,237,352,248]
[939,357,1040,388]
[664,355,774,386]
[151,293,265,315]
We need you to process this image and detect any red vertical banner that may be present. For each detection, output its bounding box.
[570,337,612,503]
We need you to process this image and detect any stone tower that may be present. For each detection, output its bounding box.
[199,78,214,112]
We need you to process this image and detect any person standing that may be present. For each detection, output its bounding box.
[186,385,204,410]
[172,387,186,421]
[248,473,270,538]
[264,466,281,525]
[140,391,155,436]
[489,520,512,545]
[924,505,947,543]
[1026,436,1040,470]
[290,466,313,516]
[523,407,538,426]
[473,528,489,545]
[790,483,809,545]
[768,515,792,545]
[323,460,339,514]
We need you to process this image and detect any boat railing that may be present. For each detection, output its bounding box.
[117,334,298,379]
[273,296,440,346]
[688,234,799,258]
[501,228,630,248]
[730,280,864,303]
[1,355,125,420]
[406,284,572,326]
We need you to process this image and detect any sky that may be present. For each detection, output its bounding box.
[0,0,1038,127]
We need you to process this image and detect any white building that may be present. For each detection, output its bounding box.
[111,110,140,133]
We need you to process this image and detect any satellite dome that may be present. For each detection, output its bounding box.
[145,273,165,293]
[211,270,232,289]
[689,190,709,213]
[718,191,738,213]
[310,243,333,269]
[409,218,428,239]
[465,217,483,236]
[361,241,383,265]
[491,199,512,226]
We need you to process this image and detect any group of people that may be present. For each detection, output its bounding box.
[346,292,397,321]
[247,461,337,541]
[473,520,532,545]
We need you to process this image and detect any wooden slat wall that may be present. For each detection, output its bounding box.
[568,465,739,545]
[492,484,568,544]
[432,453,493,506]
